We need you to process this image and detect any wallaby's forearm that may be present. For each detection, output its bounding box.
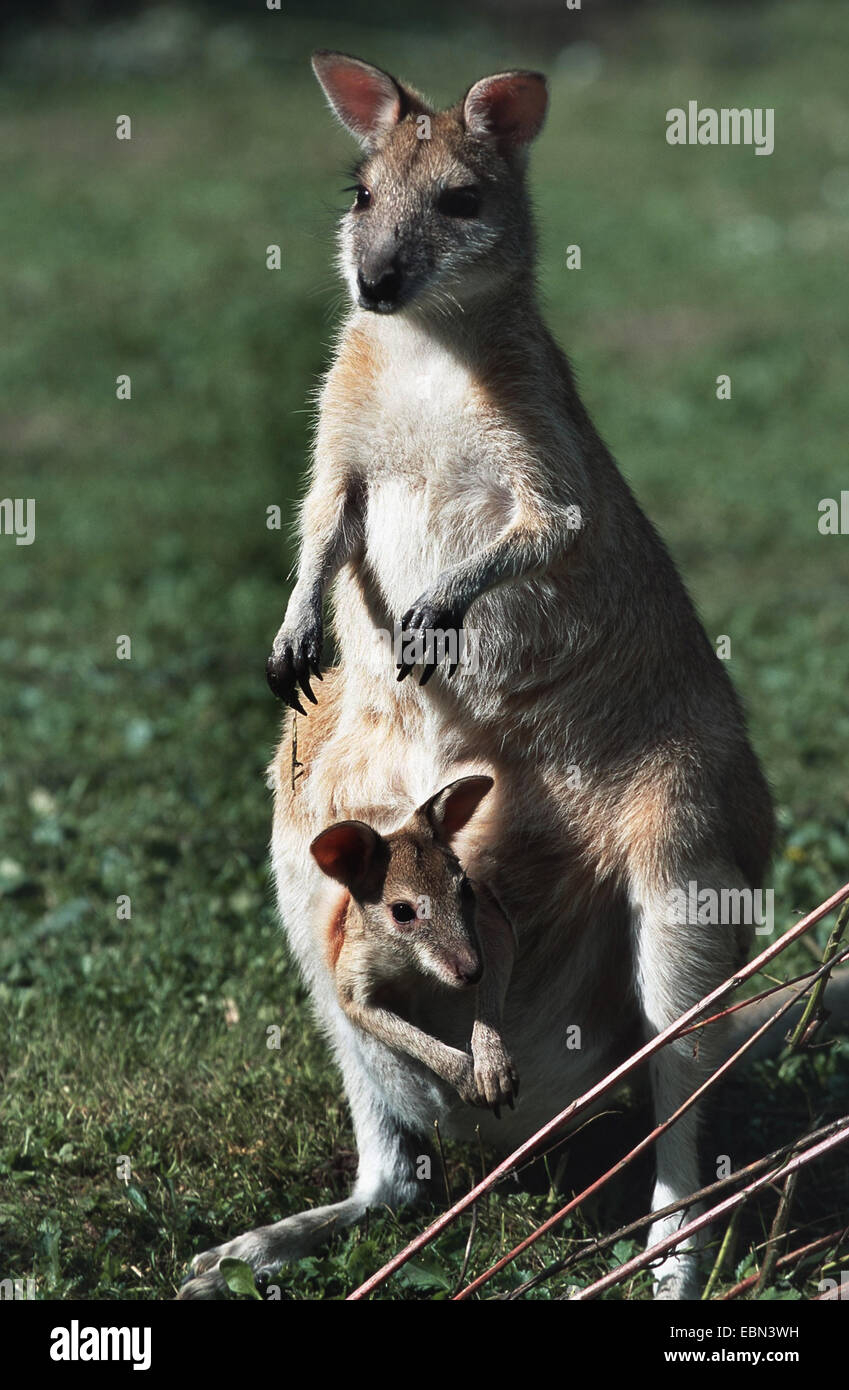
[342,998,472,1092]
[453,512,581,611]
[401,505,583,649]
[470,882,516,1069]
[473,883,515,1026]
[285,472,363,623]
[268,467,362,707]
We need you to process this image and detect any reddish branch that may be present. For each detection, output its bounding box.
[676,942,849,1038]
[719,1225,849,1300]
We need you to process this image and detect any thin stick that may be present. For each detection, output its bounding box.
[676,944,849,1037]
[453,1205,478,1296]
[753,1168,799,1295]
[290,716,304,790]
[346,880,849,1300]
[702,1207,742,1302]
[433,1119,452,1206]
[787,899,849,1051]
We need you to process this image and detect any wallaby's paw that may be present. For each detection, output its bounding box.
[396,592,466,685]
[473,1050,519,1117]
[266,618,323,712]
[459,1031,519,1116]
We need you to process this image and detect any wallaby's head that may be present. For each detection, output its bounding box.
[310,775,494,990]
[311,51,547,316]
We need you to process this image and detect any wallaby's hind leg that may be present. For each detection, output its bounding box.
[630,860,746,1300]
[177,1043,430,1299]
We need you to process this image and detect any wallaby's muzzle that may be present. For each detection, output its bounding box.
[357,258,403,312]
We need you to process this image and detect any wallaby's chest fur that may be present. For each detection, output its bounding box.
[323,317,527,598]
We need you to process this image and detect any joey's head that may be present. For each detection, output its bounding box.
[310,775,495,990]
[311,51,547,317]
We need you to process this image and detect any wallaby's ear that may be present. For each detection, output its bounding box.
[462,70,548,150]
[310,820,381,888]
[311,51,407,147]
[421,776,495,846]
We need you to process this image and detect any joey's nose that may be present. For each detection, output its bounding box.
[358,264,402,309]
[455,958,482,987]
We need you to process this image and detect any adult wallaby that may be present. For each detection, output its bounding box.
[310,774,518,1114]
[179,52,775,1300]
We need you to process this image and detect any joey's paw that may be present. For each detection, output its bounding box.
[266,618,323,713]
[396,593,466,685]
[455,1043,519,1117]
[473,1045,519,1119]
[455,1065,486,1109]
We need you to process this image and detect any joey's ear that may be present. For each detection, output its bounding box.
[310,820,381,888]
[311,51,409,146]
[421,776,494,846]
[462,70,548,150]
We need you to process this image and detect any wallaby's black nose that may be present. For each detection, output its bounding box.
[358,264,402,308]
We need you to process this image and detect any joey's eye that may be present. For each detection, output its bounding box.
[354,185,371,210]
[436,186,480,218]
[390,902,417,924]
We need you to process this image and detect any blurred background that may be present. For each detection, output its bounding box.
[1,0,848,1299]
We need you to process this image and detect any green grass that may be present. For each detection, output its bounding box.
[1,1,848,1300]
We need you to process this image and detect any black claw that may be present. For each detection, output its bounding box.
[419,663,437,687]
[267,649,294,698]
[492,1103,501,1120]
[296,666,318,704]
[396,663,412,683]
[266,640,324,712]
[506,1097,515,1111]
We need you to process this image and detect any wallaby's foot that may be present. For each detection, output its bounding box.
[178,1227,282,1300]
[178,1197,367,1300]
[396,592,466,685]
[267,616,323,712]
[651,1248,703,1301]
[647,1204,704,1300]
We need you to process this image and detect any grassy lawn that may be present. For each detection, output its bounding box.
[1,0,847,1300]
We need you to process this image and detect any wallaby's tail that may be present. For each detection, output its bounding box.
[721,964,849,1063]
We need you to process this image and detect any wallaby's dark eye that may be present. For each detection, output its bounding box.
[390,902,416,924]
[354,185,371,210]
[436,186,480,218]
